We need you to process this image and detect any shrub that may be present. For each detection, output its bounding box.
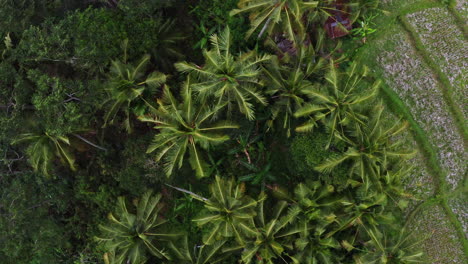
[189,0,253,51]
[289,130,348,187]
[16,7,177,74]
[25,69,103,134]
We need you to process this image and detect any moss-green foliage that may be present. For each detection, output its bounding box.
[0,0,85,35]
[189,0,253,52]
[26,69,102,133]
[117,0,175,16]
[290,130,347,185]
[16,7,171,73]
[0,172,77,263]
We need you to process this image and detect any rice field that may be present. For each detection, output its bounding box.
[406,7,468,119]
[359,1,468,262]
[456,0,468,20]
[377,30,466,191]
[449,194,468,239]
[408,204,467,263]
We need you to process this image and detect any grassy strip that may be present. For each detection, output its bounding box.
[441,199,468,254]
[378,81,446,195]
[447,6,468,38]
[364,1,444,51]
[446,0,468,38]
[398,15,468,143]
[395,1,443,16]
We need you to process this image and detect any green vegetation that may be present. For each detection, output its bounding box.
[0,1,465,264]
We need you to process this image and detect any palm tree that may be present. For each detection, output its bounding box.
[96,191,182,264]
[138,77,239,178]
[315,103,415,190]
[293,220,342,264]
[294,61,379,146]
[151,19,186,71]
[169,237,236,264]
[241,198,302,264]
[230,0,319,41]
[175,27,271,120]
[12,131,76,177]
[262,44,326,137]
[104,47,167,133]
[355,225,424,263]
[192,176,261,245]
[292,181,348,263]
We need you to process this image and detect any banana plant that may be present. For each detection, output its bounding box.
[104,43,167,133]
[138,77,238,178]
[241,198,302,264]
[96,191,182,263]
[175,27,271,120]
[192,176,261,245]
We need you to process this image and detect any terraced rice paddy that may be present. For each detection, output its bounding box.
[408,204,466,263]
[456,0,468,19]
[406,8,467,119]
[377,29,465,191]
[358,0,468,262]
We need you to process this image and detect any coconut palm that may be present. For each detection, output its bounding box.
[241,198,302,264]
[230,0,320,41]
[326,187,392,243]
[293,181,349,224]
[138,77,239,178]
[294,61,379,146]
[262,44,326,137]
[315,103,415,190]
[96,191,182,264]
[104,47,167,133]
[355,225,424,263]
[293,220,342,264]
[290,181,350,263]
[12,131,76,177]
[169,237,237,264]
[151,19,186,71]
[175,27,271,120]
[192,176,261,245]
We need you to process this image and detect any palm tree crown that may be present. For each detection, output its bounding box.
[175,27,271,120]
[263,44,326,136]
[12,131,76,177]
[315,104,416,190]
[295,61,379,146]
[139,77,239,178]
[193,176,261,245]
[96,191,181,264]
[230,0,320,41]
[104,51,167,133]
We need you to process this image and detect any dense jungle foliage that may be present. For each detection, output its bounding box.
[0,0,424,263]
